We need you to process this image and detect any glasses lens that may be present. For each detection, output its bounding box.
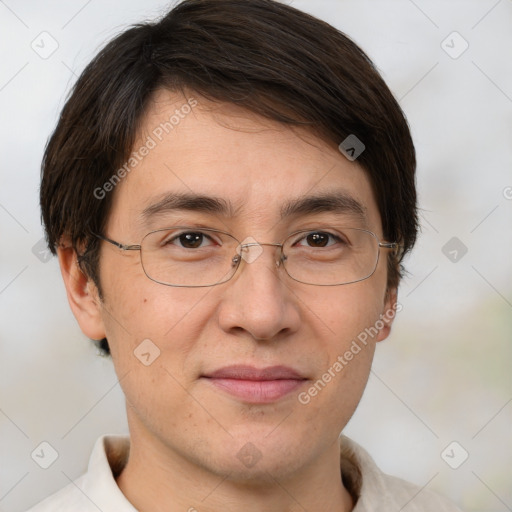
[282,228,379,285]
[139,226,381,287]
[140,228,239,287]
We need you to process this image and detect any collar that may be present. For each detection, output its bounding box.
[80,434,406,511]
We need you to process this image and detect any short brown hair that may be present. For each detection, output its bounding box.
[41,0,418,351]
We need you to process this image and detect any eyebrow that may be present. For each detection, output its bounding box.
[140,191,367,224]
[140,193,235,222]
[280,193,367,222]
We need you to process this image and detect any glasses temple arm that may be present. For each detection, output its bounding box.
[94,233,141,251]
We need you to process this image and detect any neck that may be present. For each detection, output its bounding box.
[116,427,354,512]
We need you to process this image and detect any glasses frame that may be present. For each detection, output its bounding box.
[94,226,398,288]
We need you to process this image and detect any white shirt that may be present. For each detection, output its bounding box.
[26,435,462,511]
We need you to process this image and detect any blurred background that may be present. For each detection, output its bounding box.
[0,0,511,510]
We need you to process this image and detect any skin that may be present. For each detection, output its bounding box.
[58,89,398,512]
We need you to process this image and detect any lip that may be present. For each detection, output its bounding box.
[202,365,308,404]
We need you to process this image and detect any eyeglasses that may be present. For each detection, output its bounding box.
[95,226,398,287]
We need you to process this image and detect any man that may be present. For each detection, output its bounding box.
[30,0,462,510]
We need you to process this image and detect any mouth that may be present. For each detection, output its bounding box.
[201,365,308,404]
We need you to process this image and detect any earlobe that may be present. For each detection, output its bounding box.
[376,287,398,342]
[57,241,106,341]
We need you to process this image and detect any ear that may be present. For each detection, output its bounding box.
[375,287,398,342]
[57,240,106,341]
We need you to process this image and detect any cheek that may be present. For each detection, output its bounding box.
[300,283,384,386]
[295,290,380,431]
[101,288,208,436]
[101,251,202,338]
[101,271,220,391]
[308,280,385,346]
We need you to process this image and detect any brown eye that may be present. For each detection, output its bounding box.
[165,232,214,249]
[296,231,342,248]
[305,232,330,247]
[178,232,205,248]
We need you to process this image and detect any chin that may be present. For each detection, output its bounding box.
[209,447,307,486]
[204,425,314,483]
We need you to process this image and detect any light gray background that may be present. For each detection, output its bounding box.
[1,1,511,510]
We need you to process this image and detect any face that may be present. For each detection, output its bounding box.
[67,89,397,482]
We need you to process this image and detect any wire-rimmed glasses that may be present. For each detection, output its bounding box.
[95,226,398,287]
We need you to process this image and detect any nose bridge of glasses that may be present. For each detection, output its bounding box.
[235,239,284,267]
[243,242,283,249]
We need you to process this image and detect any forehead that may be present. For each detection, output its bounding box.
[108,89,381,235]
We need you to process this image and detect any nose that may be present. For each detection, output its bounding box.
[217,242,301,341]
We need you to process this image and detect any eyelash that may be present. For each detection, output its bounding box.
[166,230,347,249]
[165,231,219,248]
